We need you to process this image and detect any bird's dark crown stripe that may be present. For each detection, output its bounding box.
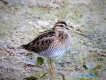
[56,21,67,26]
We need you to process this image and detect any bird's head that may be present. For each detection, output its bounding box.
[53,21,69,31]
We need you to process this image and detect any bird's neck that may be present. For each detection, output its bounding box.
[54,30,68,43]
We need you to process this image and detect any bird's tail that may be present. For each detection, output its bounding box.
[20,43,33,51]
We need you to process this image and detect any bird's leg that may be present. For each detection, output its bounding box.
[47,57,54,73]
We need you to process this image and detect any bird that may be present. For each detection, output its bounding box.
[21,21,71,59]
[21,21,92,72]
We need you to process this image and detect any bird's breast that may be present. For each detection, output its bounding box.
[39,32,71,57]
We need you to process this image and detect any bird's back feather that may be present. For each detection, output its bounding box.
[21,29,56,53]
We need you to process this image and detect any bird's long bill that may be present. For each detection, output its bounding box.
[65,27,70,30]
[67,27,93,38]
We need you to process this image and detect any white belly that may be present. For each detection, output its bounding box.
[48,49,66,58]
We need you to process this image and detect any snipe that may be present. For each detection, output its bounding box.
[21,21,92,72]
[21,21,71,59]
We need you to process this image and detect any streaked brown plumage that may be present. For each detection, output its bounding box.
[21,21,71,58]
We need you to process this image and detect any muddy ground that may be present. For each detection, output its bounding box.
[0,0,106,80]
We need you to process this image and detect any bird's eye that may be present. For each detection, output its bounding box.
[60,25,64,27]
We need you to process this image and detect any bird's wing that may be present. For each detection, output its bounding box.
[22,29,56,53]
[32,37,54,53]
